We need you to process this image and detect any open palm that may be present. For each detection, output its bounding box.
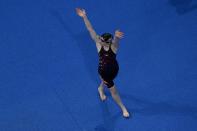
[115,30,124,39]
[76,8,86,17]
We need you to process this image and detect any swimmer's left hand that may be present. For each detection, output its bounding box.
[115,30,124,39]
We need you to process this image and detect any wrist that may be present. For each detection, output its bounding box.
[83,15,87,19]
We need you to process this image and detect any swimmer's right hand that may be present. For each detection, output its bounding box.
[76,8,86,18]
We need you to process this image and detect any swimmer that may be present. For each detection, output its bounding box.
[76,8,130,118]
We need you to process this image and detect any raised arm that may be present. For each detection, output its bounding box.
[76,8,98,42]
[112,30,124,49]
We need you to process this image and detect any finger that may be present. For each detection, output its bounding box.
[119,35,124,38]
[118,35,123,38]
[76,8,81,14]
[119,33,124,36]
[117,33,123,37]
[118,33,123,35]
[117,32,123,34]
[116,32,123,36]
[76,8,81,12]
[82,9,86,14]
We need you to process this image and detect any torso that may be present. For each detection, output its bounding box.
[98,41,119,81]
[98,44,118,66]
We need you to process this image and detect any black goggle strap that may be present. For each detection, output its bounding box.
[100,37,113,43]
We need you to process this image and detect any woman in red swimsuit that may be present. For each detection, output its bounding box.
[76,8,130,118]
